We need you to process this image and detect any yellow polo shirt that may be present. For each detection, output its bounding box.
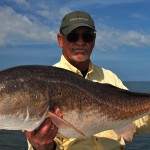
[28,55,150,150]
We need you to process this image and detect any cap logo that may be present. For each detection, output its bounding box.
[70,17,88,22]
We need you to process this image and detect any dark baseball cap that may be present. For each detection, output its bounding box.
[60,11,96,35]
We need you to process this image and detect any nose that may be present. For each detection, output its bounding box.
[76,35,85,45]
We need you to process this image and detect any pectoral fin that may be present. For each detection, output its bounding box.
[48,112,86,138]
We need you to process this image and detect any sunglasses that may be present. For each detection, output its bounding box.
[66,33,95,43]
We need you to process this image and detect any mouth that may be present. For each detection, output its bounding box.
[71,46,87,51]
[71,47,89,61]
[71,47,87,54]
[71,50,87,56]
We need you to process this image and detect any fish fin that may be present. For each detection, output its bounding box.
[48,112,86,138]
[116,123,136,142]
[57,132,67,138]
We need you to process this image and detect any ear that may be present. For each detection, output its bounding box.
[57,34,63,48]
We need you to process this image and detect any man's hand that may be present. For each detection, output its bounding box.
[24,117,58,150]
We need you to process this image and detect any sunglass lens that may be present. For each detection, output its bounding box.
[67,33,95,42]
[67,33,78,42]
[83,34,95,42]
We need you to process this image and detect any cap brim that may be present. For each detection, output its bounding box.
[62,23,96,35]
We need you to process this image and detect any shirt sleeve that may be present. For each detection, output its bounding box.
[134,115,150,135]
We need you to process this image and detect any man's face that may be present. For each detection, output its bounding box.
[57,27,96,64]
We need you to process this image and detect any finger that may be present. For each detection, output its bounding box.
[24,130,36,138]
[54,107,63,118]
[34,123,58,144]
[25,117,52,139]
[34,118,53,138]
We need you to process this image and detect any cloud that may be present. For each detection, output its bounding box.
[95,24,150,51]
[121,31,150,46]
[11,0,30,7]
[130,13,147,21]
[65,0,148,8]
[0,1,72,48]
[0,0,150,52]
[0,6,57,47]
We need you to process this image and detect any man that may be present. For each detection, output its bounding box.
[25,11,150,150]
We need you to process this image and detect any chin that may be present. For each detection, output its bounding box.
[72,55,89,62]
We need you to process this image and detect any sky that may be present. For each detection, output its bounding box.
[0,0,150,81]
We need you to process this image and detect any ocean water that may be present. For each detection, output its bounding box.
[0,81,150,150]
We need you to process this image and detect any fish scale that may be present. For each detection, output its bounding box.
[0,65,150,141]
